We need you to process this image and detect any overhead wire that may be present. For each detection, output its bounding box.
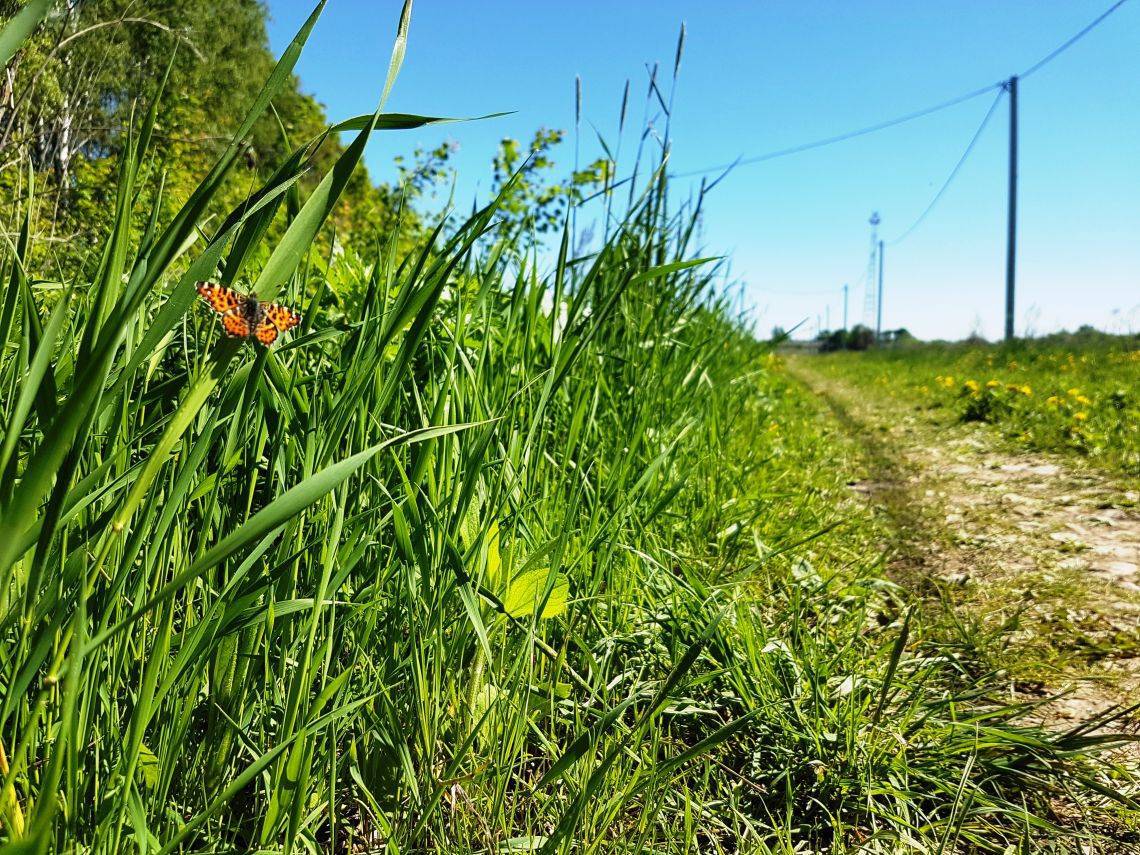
[668,82,1001,179]
[881,0,1129,246]
[884,88,1006,246]
[656,0,1132,313]
[1019,0,1130,78]
[566,0,1132,342]
[666,0,1131,183]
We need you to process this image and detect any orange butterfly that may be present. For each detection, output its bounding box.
[196,282,302,346]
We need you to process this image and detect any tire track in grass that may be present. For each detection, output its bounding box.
[785,354,1140,735]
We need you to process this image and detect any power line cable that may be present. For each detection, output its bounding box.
[882,0,1127,247]
[668,0,1131,182]
[669,82,1001,179]
[1020,0,1130,78]
[880,0,1128,248]
[885,88,1005,245]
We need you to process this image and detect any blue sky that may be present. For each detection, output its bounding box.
[264,1,1140,341]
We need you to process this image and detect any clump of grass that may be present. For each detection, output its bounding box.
[0,3,1136,852]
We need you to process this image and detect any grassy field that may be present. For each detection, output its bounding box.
[1,4,1138,852]
[805,334,1140,477]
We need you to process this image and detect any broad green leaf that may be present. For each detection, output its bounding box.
[485,520,503,588]
[457,493,482,550]
[629,256,718,287]
[136,744,159,790]
[503,567,569,620]
[499,837,548,852]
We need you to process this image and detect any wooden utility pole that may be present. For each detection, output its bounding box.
[875,241,884,340]
[1004,75,1018,341]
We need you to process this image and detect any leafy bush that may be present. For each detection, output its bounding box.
[818,324,875,352]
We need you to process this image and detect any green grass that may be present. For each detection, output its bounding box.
[806,335,1140,476]
[0,4,1137,852]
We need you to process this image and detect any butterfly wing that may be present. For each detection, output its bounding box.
[222,313,253,338]
[197,282,251,338]
[197,282,242,314]
[253,321,279,346]
[254,302,302,346]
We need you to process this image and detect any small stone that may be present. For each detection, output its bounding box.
[1057,557,1088,572]
[1093,561,1137,579]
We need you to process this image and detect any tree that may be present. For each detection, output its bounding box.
[846,325,875,350]
[818,325,874,352]
[490,128,609,242]
[0,0,444,275]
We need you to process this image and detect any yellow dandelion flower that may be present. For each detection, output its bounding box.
[1075,394,1091,405]
[964,379,980,393]
[1074,412,1088,421]
[986,379,1001,388]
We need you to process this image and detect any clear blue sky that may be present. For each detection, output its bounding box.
[264,1,1140,341]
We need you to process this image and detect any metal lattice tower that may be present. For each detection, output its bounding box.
[863,212,880,325]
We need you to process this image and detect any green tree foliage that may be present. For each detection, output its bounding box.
[0,0,449,274]
[490,128,609,241]
[818,324,875,352]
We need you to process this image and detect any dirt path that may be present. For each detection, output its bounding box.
[787,356,1140,726]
